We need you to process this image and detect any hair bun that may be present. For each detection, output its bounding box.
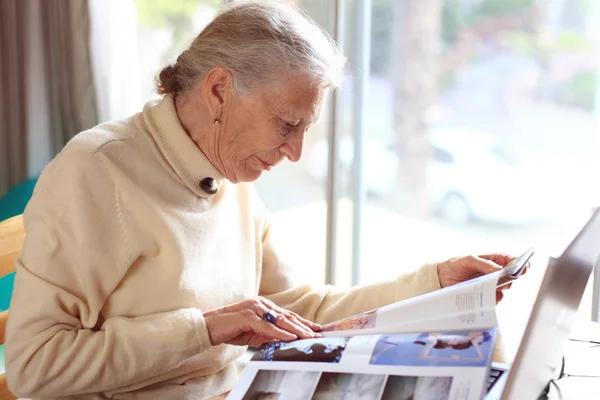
[156,64,181,95]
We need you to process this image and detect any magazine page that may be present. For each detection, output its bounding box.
[319,269,503,338]
[227,328,499,400]
[319,248,533,338]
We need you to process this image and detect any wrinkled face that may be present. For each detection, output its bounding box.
[218,75,327,183]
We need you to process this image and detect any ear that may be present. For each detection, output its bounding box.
[203,66,233,119]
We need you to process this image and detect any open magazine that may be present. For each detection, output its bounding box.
[227,249,533,400]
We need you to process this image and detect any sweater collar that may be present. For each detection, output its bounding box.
[143,94,225,197]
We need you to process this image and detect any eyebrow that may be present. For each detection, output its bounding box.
[280,112,319,126]
[273,101,320,125]
[277,111,302,122]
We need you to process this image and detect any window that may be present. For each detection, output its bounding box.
[346,0,600,357]
[124,2,599,335]
[133,0,222,102]
[252,0,332,286]
[352,0,599,271]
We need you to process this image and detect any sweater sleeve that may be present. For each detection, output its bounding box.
[258,215,442,325]
[5,151,211,398]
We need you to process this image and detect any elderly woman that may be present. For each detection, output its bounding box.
[6,2,515,399]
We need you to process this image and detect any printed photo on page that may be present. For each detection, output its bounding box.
[379,375,454,400]
[321,309,377,333]
[251,337,352,363]
[312,372,454,400]
[241,369,321,400]
[236,368,456,400]
[370,328,498,368]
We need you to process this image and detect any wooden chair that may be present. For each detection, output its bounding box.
[0,214,24,400]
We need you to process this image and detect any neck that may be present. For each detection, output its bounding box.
[174,90,227,180]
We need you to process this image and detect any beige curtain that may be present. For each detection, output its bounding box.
[0,0,98,198]
[0,0,30,198]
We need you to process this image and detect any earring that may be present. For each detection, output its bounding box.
[213,118,219,125]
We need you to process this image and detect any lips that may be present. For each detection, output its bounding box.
[260,159,273,171]
[259,158,281,171]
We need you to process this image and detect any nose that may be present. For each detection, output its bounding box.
[280,131,304,163]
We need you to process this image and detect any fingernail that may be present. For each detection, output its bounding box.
[315,332,323,338]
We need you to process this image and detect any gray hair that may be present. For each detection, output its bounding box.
[156,1,346,96]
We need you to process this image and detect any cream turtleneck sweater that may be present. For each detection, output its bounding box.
[5,95,441,399]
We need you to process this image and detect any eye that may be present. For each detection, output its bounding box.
[279,119,300,136]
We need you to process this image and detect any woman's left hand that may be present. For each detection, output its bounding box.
[437,254,526,303]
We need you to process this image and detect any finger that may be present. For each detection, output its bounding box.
[275,313,316,339]
[479,253,514,267]
[230,332,274,348]
[279,311,322,334]
[260,298,319,329]
[482,254,532,278]
[496,291,504,303]
[261,300,322,333]
[461,256,502,275]
[256,305,317,339]
[287,314,323,338]
[247,314,298,342]
[285,312,322,332]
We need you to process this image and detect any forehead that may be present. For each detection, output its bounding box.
[259,75,326,120]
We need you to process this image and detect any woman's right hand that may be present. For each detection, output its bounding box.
[203,297,322,347]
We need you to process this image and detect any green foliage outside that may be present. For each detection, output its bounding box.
[556,71,598,111]
[473,0,533,18]
[133,0,222,66]
[553,30,594,53]
[134,0,221,29]
[438,0,597,111]
[132,0,598,111]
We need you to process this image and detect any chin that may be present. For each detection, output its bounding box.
[249,171,263,182]
[236,171,262,183]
